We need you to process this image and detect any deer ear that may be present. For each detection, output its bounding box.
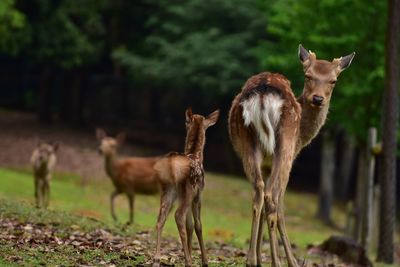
[116,132,126,145]
[96,128,106,140]
[298,44,310,63]
[336,52,355,72]
[185,107,193,122]
[204,109,220,128]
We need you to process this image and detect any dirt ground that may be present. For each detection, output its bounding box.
[0,111,162,182]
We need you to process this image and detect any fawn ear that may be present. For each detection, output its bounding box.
[96,128,106,140]
[185,107,193,122]
[204,109,220,128]
[116,132,127,145]
[334,52,355,73]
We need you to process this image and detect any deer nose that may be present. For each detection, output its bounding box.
[312,95,324,106]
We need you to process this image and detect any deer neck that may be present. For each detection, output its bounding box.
[104,151,117,179]
[184,128,205,162]
[297,95,330,149]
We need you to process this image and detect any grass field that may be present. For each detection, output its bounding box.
[0,167,345,248]
[0,167,397,266]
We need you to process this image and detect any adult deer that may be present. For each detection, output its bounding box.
[228,45,354,267]
[96,129,160,224]
[31,141,59,208]
[152,108,219,267]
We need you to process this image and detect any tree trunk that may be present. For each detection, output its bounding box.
[37,66,53,123]
[354,146,366,242]
[59,69,84,126]
[316,130,335,224]
[377,0,399,262]
[337,132,355,201]
[361,127,377,253]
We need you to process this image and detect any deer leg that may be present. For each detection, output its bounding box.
[264,153,286,267]
[38,179,45,208]
[277,196,299,267]
[192,192,208,266]
[153,186,176,267]
[34,177,40,208]
[277,165,298,267]
[44,178,50,208]
[175,183,195,267]
[110,190,119,222]
[243,149,264,267]
[128,193,135,224]
[186,208,194,256]
[256,205,265,266]
[274,130,298,267]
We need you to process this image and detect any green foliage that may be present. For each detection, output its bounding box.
[19,0,107,69]
[113,0,266,95]
[260,0,387,141]
[0,0,27,54]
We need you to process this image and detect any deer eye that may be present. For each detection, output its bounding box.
[305,75,312,81]
[329,80,337,85]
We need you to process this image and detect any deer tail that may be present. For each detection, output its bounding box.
[241,93,284,154]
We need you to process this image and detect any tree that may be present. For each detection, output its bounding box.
[317,130,335,224]
[0,0,27,54]
[17,0,107,123]
[113,0,267,120]
[377,0,399,262]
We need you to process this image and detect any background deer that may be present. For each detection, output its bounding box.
[31,141,59,208]
[152,108,219,267]
[228,45,354,267]
[96,129,160,224]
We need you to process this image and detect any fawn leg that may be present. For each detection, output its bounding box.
[243,148,264,267]
[128,193,135,224]
[175,183,195,266]
[192,193,208,266]
[153,186,176,267]
[186,208,194,255]
[110,190,119,222]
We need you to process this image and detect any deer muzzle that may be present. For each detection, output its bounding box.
[312,95,324,106]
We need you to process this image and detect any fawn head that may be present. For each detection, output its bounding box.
[299,44,355,108]
[32,141,59,165]
[184,108,219,154]
[96,128,126,156]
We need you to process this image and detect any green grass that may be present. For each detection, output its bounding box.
[0,167,397,266]
[0,167,344,249]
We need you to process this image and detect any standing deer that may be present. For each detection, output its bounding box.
[96,129,160,224]
[31,141,59,208]
[228,45,354,267]
[152,108,219,267]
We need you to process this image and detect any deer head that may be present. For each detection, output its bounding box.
[184,108,219,155]
[299,44,355,108]
[32,141,59,166]
[96,128,126,156]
